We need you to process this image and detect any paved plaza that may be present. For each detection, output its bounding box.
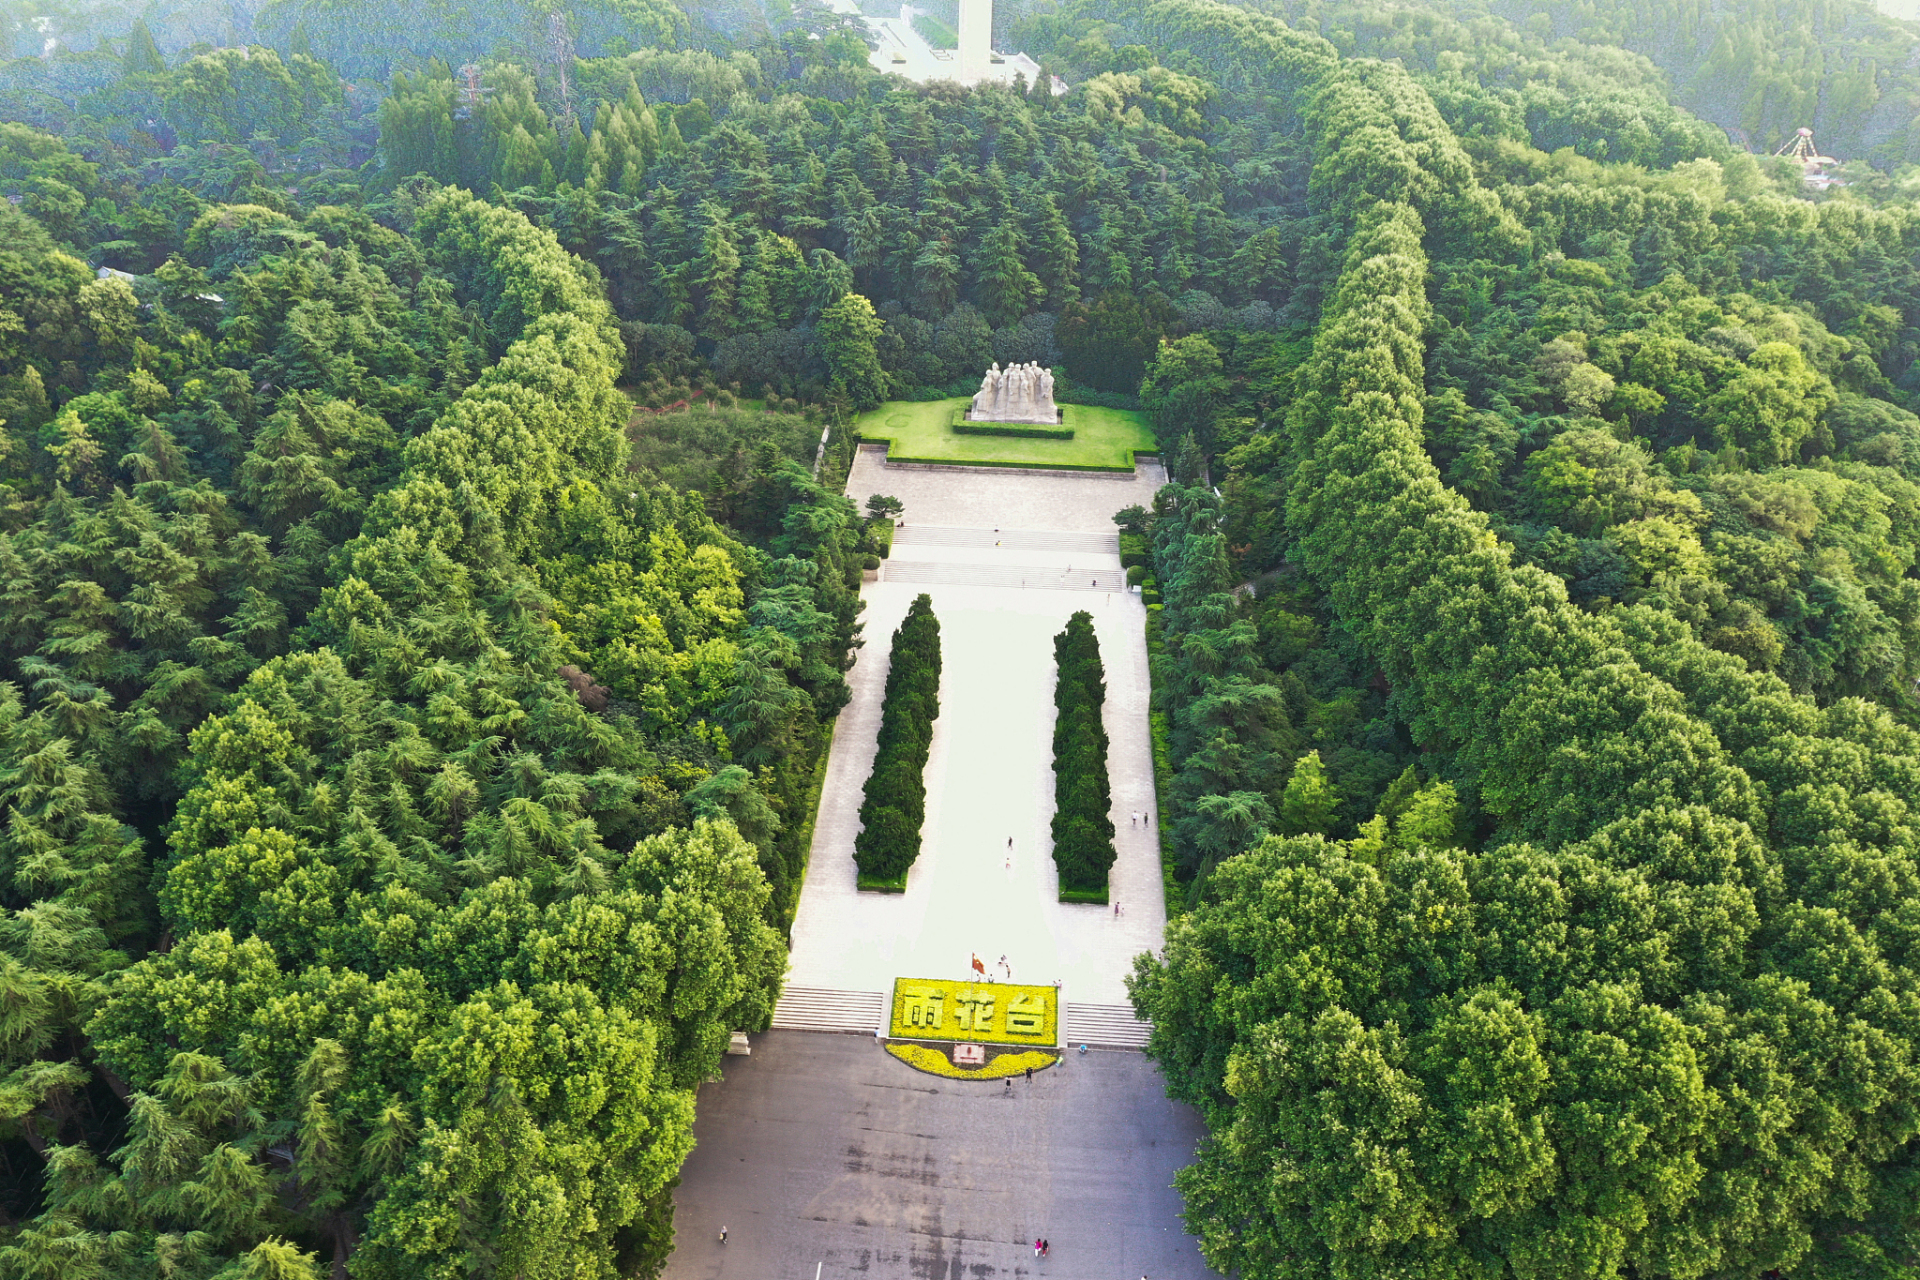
[662,1031,1213,1280]
[849,447,1164,534]
[788,450,1171,1004]
[664,452,1208,1280]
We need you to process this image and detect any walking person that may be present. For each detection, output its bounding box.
[1005,1078,1014,1096]
[718,1226,727,1243]
[1025,1065,1034,1083]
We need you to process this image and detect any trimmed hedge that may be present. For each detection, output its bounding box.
[1118,533,1149,568]
[1050,611,1116,897]
[854,594,941,887]
[948,407,1074,440]
[1142,610,1183,919]
[952,421,1076,439]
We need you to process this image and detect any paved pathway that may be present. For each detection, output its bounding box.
[787,454,1169,1005]
[663,1031,1214,1280]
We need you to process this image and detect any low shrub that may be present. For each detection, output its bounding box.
[1118,533,1149,568]
[947,405,1071,439]
[854,594,942,885]
[1051,611,1116,897]
[951,422,1076,440]
[1053,378,1139,411]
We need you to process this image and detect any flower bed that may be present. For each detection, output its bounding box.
[886,1042,1059,1080]
[889,977,1058,1045]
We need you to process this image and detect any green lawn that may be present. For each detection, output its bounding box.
[853,399,1157,470]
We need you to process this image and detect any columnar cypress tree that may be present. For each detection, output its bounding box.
[1050,611,1115,895]
[853,594,941,884]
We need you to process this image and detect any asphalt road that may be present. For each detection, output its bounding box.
[663,1030,1218,1280]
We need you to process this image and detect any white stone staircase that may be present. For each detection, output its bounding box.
[892,525,1119,555]
[882,561,1128,592]
[1064,1002,1154,1050]
[771,987,887,1034]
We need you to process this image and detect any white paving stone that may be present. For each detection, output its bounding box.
[786,456,1168,1007]
[848,443,1167,533]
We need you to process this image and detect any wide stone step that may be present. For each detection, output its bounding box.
[882,560,1128,592]
[771,986,887,1034]
[1063,1002,1154,1050]
[893,525,1119,555]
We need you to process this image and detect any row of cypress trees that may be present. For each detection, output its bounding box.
[853,593,942,887]
[1051,611,1117,898]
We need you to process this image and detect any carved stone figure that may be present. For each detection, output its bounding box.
[969,361,1059,424]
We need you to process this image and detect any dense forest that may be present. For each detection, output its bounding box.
[3,0,1920,1273]
[0,8,878,1267]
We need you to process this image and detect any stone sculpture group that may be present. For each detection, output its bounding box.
[970,362,1059,424]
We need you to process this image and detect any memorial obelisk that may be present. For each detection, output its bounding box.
[956,0,991,83]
